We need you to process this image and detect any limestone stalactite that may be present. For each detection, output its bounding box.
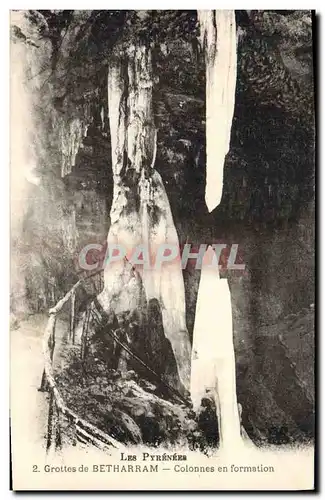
[198,10,237,213]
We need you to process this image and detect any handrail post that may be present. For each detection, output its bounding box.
[39,369,49,392]
[46,389,55,451]
[55,404,62,450]
[81,307,90,360]
[49,313,57,362]
[46,390,62,452]
[70,290,76,344]
[39,313,56,391]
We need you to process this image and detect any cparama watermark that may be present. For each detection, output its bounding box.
[77,242,246,272]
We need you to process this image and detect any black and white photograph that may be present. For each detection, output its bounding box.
[10,9,315,491]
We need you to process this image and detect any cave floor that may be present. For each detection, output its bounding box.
[10,313,314,491]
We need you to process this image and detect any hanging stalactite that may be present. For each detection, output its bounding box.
[198,9,237,213]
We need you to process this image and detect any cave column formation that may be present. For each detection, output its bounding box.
[190,10,243,448]
[98,42,191,392]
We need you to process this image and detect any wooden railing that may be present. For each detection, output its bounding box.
[40,270,126,453]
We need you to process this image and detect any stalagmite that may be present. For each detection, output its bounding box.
[198,10,237,213]
[98,45,191,392]
[191,246,242,447]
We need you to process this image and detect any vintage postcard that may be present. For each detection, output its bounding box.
[10,9,315,491]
